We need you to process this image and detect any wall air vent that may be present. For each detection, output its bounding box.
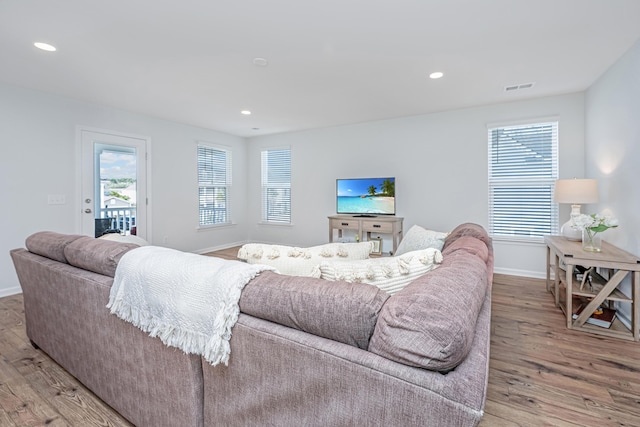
[504,82,535,92]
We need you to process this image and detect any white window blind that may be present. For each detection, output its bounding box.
[488,121,558,239]
[197,144,232,226]
[261,148,291,224]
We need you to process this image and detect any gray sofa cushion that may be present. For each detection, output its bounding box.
[239,271,390,349]
[25,231,86,263]
[368,235,490,371]
[64,236,140,277]
[442,235,489,261]
[443,222,492,253]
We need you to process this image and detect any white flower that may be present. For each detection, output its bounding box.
[572,214,594,231]
[603,215,619,227]
[572,213,619,232]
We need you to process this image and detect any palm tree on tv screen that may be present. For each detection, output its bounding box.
[382,179,395,197]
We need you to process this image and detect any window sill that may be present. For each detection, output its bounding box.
[257,221,294,227]
[490,235,546,246]
[197,222,236,231]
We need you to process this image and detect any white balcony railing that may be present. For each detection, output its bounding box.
[97,207,136,235]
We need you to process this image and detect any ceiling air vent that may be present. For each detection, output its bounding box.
[504,82,535,92]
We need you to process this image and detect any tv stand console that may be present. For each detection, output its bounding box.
[328,215,404,254]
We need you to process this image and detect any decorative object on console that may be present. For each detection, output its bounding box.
[369,237,382,255]
[237,241,375,278]
[394,224,448,256]
[553,178,599,240]
[572,213,619,252]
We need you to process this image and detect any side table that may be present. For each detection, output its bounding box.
[544,235,640,341]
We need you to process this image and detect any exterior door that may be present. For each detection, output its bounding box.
[79,128,148,240]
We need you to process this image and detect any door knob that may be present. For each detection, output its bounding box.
[85,208,92,214]
[85,198,92,204]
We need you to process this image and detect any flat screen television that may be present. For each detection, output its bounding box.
[336,177,395,216]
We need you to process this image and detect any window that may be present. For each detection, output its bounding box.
[261,148,291,224]
[488,121,558,240]
[197,144,231,226]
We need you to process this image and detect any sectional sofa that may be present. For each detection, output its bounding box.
[10,222,493,426]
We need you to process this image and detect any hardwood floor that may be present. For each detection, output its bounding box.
[0,293,132,426]
[482,274,640,427]
[1,248,639,426]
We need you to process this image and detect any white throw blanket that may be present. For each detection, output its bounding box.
[107,246,275,366]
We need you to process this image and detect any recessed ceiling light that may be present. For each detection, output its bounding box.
[429,72,444,79]
[252,58,269,67]
[241,110,252,115]
[34,42,56,52]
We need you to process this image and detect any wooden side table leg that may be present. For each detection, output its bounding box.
[546,245,551,292]
[634,271,639,342]
[566,264,573,329]
[554,253,561,307]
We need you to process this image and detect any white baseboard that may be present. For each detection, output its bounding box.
[493,267,546,279]
[0,286,22,298]
[195,240,248,255]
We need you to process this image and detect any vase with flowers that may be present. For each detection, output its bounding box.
[572,213,619,252]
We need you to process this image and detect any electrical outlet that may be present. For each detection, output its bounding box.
[47,194,66,205]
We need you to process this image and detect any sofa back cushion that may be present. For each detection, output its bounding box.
[443,223,492,256]
[368,232,490,371]
[443,222,494,282]
[240,271,389,349]
[25,231,86,263]
[64,237,140,277]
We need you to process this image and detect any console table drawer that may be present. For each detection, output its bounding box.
[362,222,393,233]
[330,219,359,230]
[329,215,403,254]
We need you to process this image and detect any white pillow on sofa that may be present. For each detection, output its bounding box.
[395,225,448,256]
[319,248,443,294]
[237,241,375,278]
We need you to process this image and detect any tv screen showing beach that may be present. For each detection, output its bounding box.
[336,177,395,215]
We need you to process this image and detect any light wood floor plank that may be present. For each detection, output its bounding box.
[2,248,640,426]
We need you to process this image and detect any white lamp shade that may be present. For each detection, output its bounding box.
[553,179,599,204]
[554,178,599,240]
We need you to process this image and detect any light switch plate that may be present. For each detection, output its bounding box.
[47,194,66,205]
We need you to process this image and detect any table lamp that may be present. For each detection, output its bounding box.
[553,178,599,240]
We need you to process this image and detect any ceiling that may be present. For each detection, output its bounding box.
[2,0,640,138]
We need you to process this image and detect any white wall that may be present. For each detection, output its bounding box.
[0,83,248,296]
[585,39,640,323]
[0,83,592,297]
[246,93,586,277]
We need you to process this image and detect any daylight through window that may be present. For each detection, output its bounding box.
[197,144,232,226]
[488,121,558,239]
[261,148,291,224]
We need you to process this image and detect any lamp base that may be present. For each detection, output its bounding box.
[560,219,581,241]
